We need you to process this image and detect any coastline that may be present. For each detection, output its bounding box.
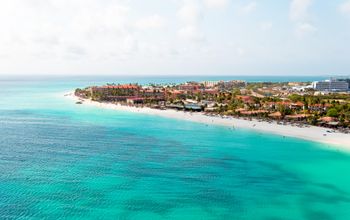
[66,92,350,151]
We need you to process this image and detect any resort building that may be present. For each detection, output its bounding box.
[126,97,144,105]
[184,103,202,111]
[140,88,165,100]
[89,84,141,97]
[218,80,247,92]
[312,78,349,91]
[202,81,219,88]
[178,83,201,92]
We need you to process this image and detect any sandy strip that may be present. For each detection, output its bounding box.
[66,93,350,151]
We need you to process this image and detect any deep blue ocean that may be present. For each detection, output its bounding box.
[0,76,350,219]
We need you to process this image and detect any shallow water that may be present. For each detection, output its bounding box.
[0,77,350,219]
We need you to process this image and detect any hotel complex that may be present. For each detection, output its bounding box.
[312,78,349,92]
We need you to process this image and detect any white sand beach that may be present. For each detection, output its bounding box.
[66,93,350,151]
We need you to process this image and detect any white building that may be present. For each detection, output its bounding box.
[202,81,219,88]
[291,85,313,92]
[312,78,349,91]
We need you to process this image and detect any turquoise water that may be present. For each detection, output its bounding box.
[1,77,350,219]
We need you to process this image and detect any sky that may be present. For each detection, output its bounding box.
[0,0,350,76]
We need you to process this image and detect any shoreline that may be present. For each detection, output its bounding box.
[66,92,350,151]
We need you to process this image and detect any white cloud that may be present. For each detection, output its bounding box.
[289,0,316,38]
[236,47,245,56]
[0,0,135,61]
[290,0,313,22]
[260,22,273,31]
[178,26,204,41]
[204,0,229,9]
[295,22,317,38]
[240,1,257,14]
[0,0,348,75]
[177,0,202,25]
[135,15,166,30]
[339,1,350,15]
[177,0,204,41]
